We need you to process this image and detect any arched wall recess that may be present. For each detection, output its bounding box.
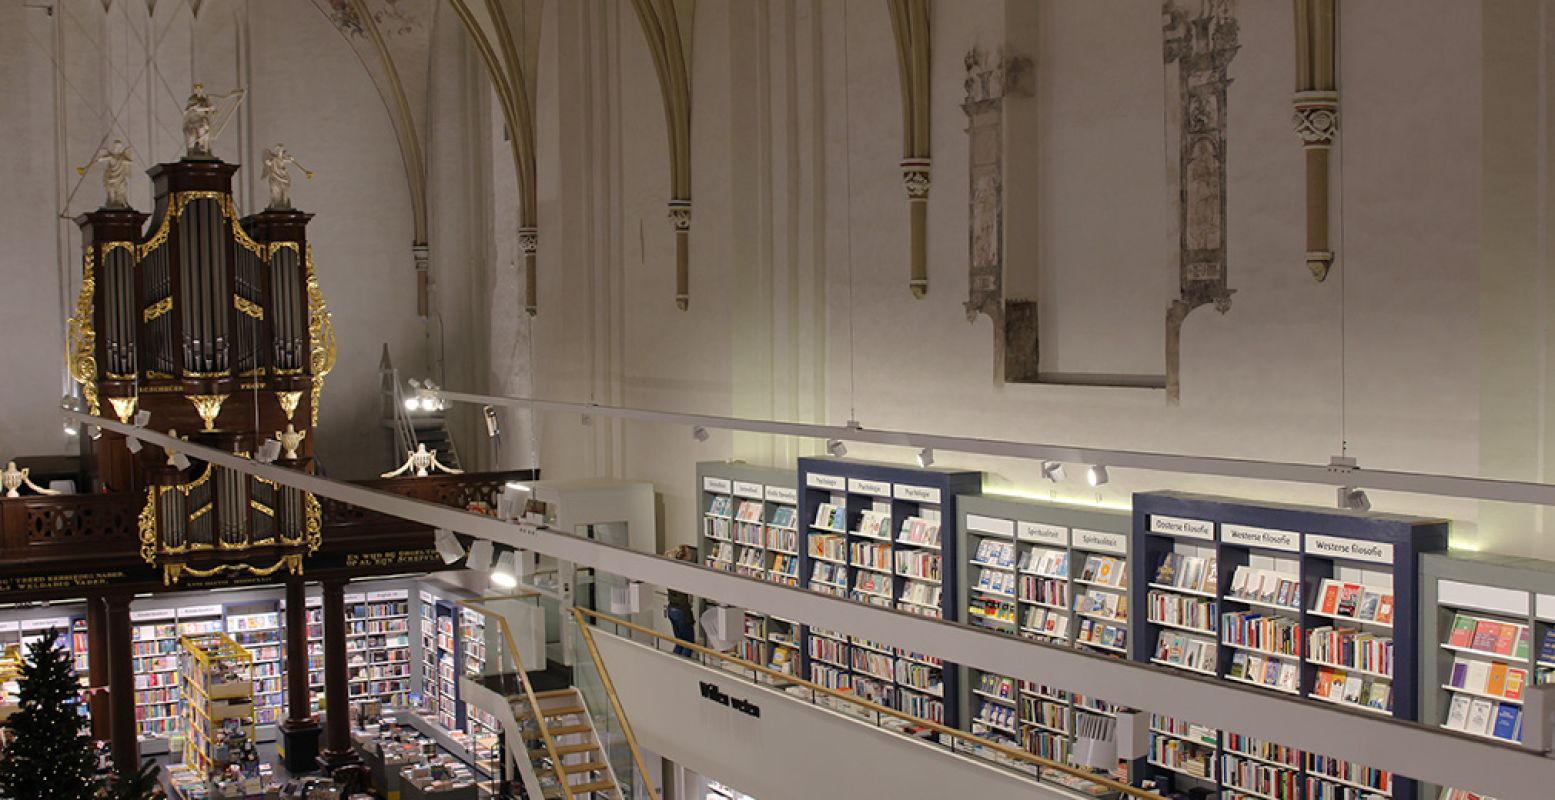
[311,0,434,314]
[629,0,695,310]
[447,0,542,315]
[1293,0,1338,282]
[888,0,931,299]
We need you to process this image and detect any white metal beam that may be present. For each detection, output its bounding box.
[433,389,1555,507]
[72,413,1550,798]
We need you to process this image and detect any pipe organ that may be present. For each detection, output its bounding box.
[69,156,335,583]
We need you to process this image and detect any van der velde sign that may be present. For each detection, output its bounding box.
[700,681,761,718]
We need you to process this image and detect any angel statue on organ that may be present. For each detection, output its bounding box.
[182,83,245,158]
[76,139,135,209]
[262,144,313,210]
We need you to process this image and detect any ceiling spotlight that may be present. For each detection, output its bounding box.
[125,436,142,454]
[403,396,420,412]
[62,417,79,438]
[1086,465,1109,487]
[86,425,102,441]
[170,452,192,470]
[692,426,709,442]
[916,447,934,469]
[255,440,282,464]
[491,551,519,588]
[1040,461,1066,483]
[434,529,466,565]
[504,481,532,493]
[59,394,83,412]
[580,414,593,427]
[483,405,501,438]
[133,409,151,427]
[826,439,847,458]
[1338,487,1371,511]
[466,538,495,572]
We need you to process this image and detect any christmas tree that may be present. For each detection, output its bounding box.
[0,627,101,800]
[106,757,161,800]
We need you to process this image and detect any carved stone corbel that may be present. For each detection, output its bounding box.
[518,227,538,316]
[888,0,932,298]
[1294,0,1338,281]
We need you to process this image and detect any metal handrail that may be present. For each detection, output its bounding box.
[568,608,662,800]
[571,606,1162,799]
[461,596,575,800]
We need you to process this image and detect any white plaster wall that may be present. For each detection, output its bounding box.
[497,0,1553,556]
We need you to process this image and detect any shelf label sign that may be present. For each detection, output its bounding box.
[343,593,367,604]
[130,609,176,622]
[1074,529,1127,555]
[807,473,845,491]
[1538,593,1555,623]
[1304,534,1393,565]
[419,590,436,604]
[1439,579,1527,617]
[0,622,18,633]
[178,604,222,618]
[894,484,941,504]
[1018,522,1069,547]
[764,486,798,504]
[848,479,892,497]
[21,617,70,632]
[1149,515,1215,541]
[1221,524,1300,553]
[703,477,733,494]
[368,589,410,602]
[732,481,764,499]
[966,514,1015,538]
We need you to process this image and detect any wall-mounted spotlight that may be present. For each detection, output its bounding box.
[491,550,519,588]
[255,440,282,464]
[692,426,709,442]
[1041,461,1066,483]
[169,452,191,470]
[1338,487,1370,511]
[483,405,501,438]
[133,409,151,427]
[826,439,847,458]
[916,447,934,469]
[466,538,496,572]
[1086,465,1109,487]
[434,528,466,565]
[125,436,142,454]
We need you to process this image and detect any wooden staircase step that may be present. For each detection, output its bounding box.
[532,688,579,700]
[566,778,619,794]
[516,704,586,718]
[558,760,607,775]
[529,742,596,759]
[544,723,594,736]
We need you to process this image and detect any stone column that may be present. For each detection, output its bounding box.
[279,577,321,772]
[86,596,110,742]
[104,594,137,775]
[317,577,360,771]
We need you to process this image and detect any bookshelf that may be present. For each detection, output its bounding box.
[1131,491,1448,800]
[129,604,222,742]
[696,463,802,678]
[225,601,284,726]
[460,606,498,744]
[796,457,982,727]
[178,632,256,777]
[1418,551,1555,800]
[420,589,440,721]
[956,495,1128,767]
[346,589,413,707]
[304,596,324,713]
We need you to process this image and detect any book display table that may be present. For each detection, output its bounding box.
[398,755,478,800]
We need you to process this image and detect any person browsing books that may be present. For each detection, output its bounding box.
[666,544,698,656]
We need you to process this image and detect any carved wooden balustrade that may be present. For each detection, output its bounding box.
[0,470,535,574]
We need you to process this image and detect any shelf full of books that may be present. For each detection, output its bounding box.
[225,602,283,726]
[130,604,224,742]
[1130,491,1448,800]
[696,463,802,679]
[954,495,1128,766]
[346,589,413,707]
[795,458,983,728]
[1418,551,1555,800]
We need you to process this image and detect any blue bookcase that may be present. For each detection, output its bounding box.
[1130,491,1447,800]
[796,457,982,727]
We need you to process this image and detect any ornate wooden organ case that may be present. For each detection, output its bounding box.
[67,158,336,583]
